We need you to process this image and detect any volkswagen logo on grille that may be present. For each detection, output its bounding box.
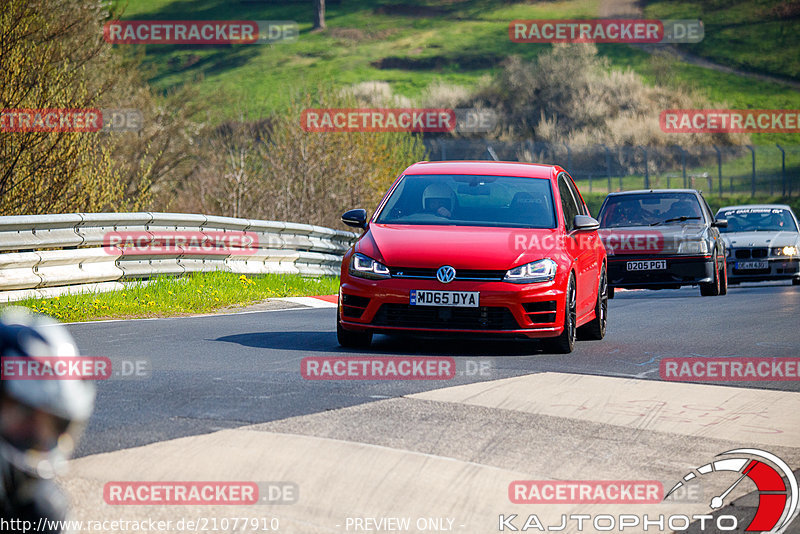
[436,265,456,284]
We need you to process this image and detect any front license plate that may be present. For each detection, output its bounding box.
[736,261,768,270]
[627,260,667,271]
[410,290,479,307]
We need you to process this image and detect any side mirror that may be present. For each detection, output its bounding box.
[712,219,728,228]
[342,209,368,229]
[573,214,600,231]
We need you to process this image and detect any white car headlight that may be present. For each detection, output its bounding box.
[504,258,557,284]
[773,245,798,256]
[677,240,708,254]
[349,253,391,279]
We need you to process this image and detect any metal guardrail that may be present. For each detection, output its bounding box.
[0,213,357,294]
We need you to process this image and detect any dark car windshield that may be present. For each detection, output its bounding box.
[716,208,798,233]
[599,193,705,228]
[374,174,557,228]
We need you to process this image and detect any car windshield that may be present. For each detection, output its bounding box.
[716,208,798,233]
[374,174,557,228]
[599,193,705,228]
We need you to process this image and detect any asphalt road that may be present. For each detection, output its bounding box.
[68,282,800,458]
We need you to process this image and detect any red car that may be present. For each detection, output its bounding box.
[337,161,607,353]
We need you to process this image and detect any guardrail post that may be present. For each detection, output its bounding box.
[776,144,786,196]
[746,145,756,197]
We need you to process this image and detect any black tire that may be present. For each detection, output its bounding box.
[544,274,576,354]
[337,315,373,348]
[700,255,721,296]
[608,286,615,299]
[578,266,607,341]
[793,277,800,286]
[718,262,728,295]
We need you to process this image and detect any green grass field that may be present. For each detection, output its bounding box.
[643,0,800,83]
[114,0,800,145]
[6,272,339,323]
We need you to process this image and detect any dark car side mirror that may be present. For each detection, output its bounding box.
[712,219,728,228]
[342,209,368,229]
[574,214,600,231]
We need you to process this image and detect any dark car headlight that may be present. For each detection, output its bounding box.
[677,240,709,254]
[349,253,391,280]
[504,258,557,284]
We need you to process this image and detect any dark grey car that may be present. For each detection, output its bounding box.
[597,189,728,297]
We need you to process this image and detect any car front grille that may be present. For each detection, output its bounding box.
[372,304,519,330]
[388,267,505,282]
[734,248,768,259]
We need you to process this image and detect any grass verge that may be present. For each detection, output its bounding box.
[3,272,340,323]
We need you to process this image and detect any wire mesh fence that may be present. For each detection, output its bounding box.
[424,139,799,197]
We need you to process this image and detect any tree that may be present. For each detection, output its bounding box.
[0,0,125,215]
[312,0,326,31]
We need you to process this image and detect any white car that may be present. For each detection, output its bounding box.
[715,204,800,286]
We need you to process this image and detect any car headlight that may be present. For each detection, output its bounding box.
[677,240,709,254]
[504,258,557,284]
[772,246,798,256]
[349,253,391,279]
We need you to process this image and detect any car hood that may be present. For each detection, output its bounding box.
[722,231,799,248]
[599,224,706,255]
[356,224,560,269]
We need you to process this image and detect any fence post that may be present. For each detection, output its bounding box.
[441,139,447,160]
[711,145,723,195]
[673,145,687,188]
[602,144,612,192]
[639,146,649,189]
[746,145,755,197]
[776,144,786,197]
[563,143,571,174]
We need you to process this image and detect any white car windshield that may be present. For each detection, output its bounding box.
[717,208,799,232]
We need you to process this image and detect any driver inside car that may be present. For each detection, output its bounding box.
[421,183,457,219]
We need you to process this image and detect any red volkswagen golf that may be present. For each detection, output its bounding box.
[337,161,607,353]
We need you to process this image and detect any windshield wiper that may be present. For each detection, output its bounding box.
[650,216,701,226]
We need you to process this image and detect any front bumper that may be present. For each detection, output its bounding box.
[607,255,714,289]
[338,277,566,339]
[725,257,800,283]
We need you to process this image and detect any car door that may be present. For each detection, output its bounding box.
[557,173,595,316]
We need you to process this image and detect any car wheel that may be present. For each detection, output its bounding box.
[700,254,721,296]
[718,262,728,295]
[544,274,576,354]
[337,315,373,348]
[793,277,800,286]
[608,286,615,299]
[578,266,607,340]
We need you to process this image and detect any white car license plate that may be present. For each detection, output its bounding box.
[410,290,479,307]
[627,260,666,271]
[736,261,768,270]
